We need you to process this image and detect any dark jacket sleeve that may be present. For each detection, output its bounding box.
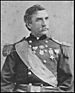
[57,45,73,92]
[1,52,16,92]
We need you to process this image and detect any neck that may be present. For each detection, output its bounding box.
[31,33,47,39]
[30,33,48,40]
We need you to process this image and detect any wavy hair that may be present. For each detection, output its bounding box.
[24,4,45,31]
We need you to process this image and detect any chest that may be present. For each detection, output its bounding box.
[28,39,60,62]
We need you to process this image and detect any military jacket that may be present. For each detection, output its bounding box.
[1,34,73,92]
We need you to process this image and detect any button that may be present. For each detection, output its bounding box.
[28,66,31,70]
[44,49,47,52]
[45,40,48,43]
[45,45,48,48]
[37,37,39,40]
[28,71,32,75]
[43,60,47,63]
[29,40,32,43]
[33,51,36,54]
[41,84,43,87]
[14,82,16,85]
[29,83,32,86]
[29,45,31,48]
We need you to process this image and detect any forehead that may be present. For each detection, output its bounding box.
[32,10,49,18]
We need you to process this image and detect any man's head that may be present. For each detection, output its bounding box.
[24,4,49,37]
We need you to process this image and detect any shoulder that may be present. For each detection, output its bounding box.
[2,37,28,57]
[49,37,72,56]
[50,37,71,47]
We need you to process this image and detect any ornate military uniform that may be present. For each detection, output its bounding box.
[1,34,73,92]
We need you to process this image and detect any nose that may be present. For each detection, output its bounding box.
[42,19,46,27]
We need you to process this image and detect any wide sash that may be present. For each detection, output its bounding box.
[15,41,57,87]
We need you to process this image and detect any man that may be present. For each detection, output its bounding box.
[1,4,73,92]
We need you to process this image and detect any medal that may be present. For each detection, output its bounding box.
[39,45,44,49]
[49,48,54,59]
[54,49,60,54]
[49,48,54,55]
[39,50,44,55]
[32,46,38,50]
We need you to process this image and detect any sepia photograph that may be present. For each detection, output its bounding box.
[1,1,74,92]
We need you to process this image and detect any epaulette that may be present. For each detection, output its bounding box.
[2,37,26,57]
[2,44,15,57]
[61,42,71,47]
[51,37,71,47]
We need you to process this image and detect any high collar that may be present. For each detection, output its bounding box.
[26,34,47,42]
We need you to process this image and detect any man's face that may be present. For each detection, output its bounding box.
[29,10,49,37]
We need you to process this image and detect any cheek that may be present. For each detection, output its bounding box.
[34,23,42,29]
[46,20,49,25]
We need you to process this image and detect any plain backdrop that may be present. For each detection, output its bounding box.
[1,1,74,76]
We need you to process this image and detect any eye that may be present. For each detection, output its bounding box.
[36,18,42,22]
[45,17,48,20]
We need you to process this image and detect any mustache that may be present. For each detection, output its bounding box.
[41,28,49,31]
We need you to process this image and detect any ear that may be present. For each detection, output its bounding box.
[26,23,32,30]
